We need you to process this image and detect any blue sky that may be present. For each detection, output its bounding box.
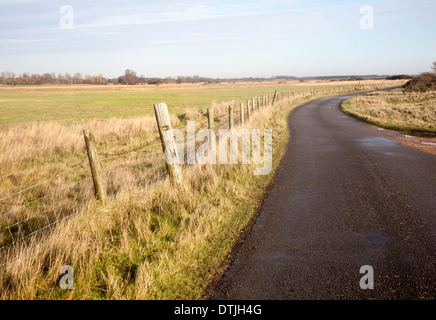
[0,0,435,78]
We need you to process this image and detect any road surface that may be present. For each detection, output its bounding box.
[210,93,436,299]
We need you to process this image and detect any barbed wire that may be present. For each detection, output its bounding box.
[1,176,90,218]
[1,87,362,265]
[99,136,161,158]
[0,160,89,203]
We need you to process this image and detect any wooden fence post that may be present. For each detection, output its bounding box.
[229,105,234,129]
[252,98,256,113]
[240,103,244,124]
[154,103,182,185]
[247,100,251,121]
[208,108,214,131]
[83,129,106,204]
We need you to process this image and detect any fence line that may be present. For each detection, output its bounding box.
[0,85,364,265]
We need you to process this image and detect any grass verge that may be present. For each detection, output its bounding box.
[0,95,304,299]
[340,89,436,136]
[0,84,400,299]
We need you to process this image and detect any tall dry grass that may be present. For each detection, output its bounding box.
[0,82,401,299]
[0,91,293,299]
[341,90,436,135]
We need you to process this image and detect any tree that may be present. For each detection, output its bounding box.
[118,69,139,85]
[432,61,436,73]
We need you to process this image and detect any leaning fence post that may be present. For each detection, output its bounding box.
[208,108,214,131]
[83,129,106,204]
[229,105,234,129]
[240,103,244,124]
[273,91,278,104]
[154,103,182,185]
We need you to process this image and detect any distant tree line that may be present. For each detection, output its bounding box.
[5,68,410,86]
[0,69,301,86]
[0,71,107,85]
[115,69,222,85]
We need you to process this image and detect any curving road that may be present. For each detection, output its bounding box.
[210,93,436,300]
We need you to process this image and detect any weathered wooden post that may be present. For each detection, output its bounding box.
[240,103,244,124]
[252,98,256,113]
[83,129,106,204]
[229,105,234,129]
[154,103,182,185]
[208,108,214,131]
[247,100,251,121]
[273,91,278,104]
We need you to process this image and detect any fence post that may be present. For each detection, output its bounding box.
[240,103,244,124]
[208,108,214,131]
[154,103,182,185]
[247,100,251,121]
[252,98,256,113]
[83,129,106,204]
[229,105,234,129]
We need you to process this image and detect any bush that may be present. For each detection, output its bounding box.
[403,72,436,92]
[386,74,413,80]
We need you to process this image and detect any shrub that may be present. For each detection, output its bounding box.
[386,75,413,80]
[403,72,436,92]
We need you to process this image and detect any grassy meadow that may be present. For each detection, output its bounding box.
[0,79,404,299]
[341,89,436,136]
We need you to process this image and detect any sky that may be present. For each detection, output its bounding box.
[0,0,435,78]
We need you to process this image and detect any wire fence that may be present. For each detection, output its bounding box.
[0,85,365,266]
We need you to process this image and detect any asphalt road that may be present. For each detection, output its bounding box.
[210,93,436,300]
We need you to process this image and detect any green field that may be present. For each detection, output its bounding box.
[0,84,356,127]
[0,86,297,126]
[0,80,404,299]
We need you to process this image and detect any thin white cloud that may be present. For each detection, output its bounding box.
[0,0,50,4]
[0,38,51,43]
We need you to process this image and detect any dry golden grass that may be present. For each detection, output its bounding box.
[341,90,436,135]
[0,94,292,299]
[0,81,400,299]
[0,79,406,92]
